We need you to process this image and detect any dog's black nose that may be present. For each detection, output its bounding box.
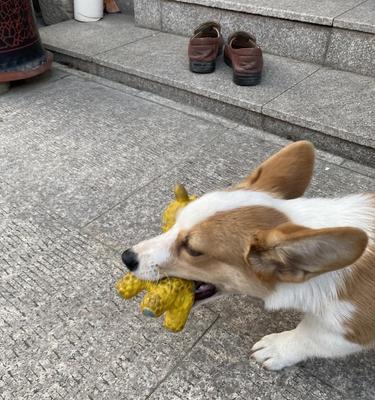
[122,249,139,271]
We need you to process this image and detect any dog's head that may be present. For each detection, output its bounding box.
[122,141,367,302]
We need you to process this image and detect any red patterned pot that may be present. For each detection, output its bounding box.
[0,0,53,83]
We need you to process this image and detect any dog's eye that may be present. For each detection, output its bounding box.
[186,246,203,257]
[183,241,203,257]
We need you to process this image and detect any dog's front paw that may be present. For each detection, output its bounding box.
[251,330,305,370]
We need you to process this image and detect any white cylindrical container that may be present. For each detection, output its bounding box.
[74,0,103,22]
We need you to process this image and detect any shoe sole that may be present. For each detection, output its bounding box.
[189,60,216,74]
[189,47,222,74]
[224,54,262,86]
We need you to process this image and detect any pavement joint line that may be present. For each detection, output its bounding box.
[144,314,220,400]
[78,231,122,254]
[0,179,123,265]
[93,31,162,58]
[322,25,334,65]
[260,65,323,113]
[300,369,346,397]
[333,161,375,179]
[80,124,229,231]
[49,72,71,82]
[332,0,369,21]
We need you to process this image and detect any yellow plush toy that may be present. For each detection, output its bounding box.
[116,184,197,332]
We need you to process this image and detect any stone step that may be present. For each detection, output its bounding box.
[40,15,375,167]
[134,0,375,77]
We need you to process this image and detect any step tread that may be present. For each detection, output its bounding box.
[334,0,375,34]
[40,15,375,150]
[263,68,375,147]
[39,14,155,59]
[94,33,320,113]
[173,0,375,32]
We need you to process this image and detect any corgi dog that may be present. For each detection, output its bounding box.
[121,141,374,370]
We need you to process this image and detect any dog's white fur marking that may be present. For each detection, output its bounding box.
[282,194,374,235]
[177,190,374,236]
[176,191,276,230]
[264,271,348,313]
[251,309,362,370]
[133,230,176,281]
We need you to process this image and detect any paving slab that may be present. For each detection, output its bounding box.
[171,0,364,26]
[148,310,375,400]
[95,32,319,114]
[39,14,156,60]
[263,68,375,150]
[334,0,375,34]
[0,203,217,399]
[1,64,375,400]
[0,73,227,228]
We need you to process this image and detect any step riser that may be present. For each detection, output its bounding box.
[52,51,375,168]
[135,0,375,78]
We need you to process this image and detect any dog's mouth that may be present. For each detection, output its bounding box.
[194,281,217,302]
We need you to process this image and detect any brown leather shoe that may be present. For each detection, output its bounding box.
[224,32,263,86]
[188,21,224,74]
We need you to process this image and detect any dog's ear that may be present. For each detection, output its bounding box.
[235,141,315,199]
[248,223,368,283]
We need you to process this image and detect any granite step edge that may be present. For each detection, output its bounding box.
[169,0,375,34]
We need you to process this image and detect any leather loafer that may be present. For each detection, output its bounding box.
[224,31,263,86]
[188,21,224,74]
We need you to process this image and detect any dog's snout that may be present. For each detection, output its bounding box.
[122,249,139,271]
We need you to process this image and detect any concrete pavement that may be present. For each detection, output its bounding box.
[0,65,374,400]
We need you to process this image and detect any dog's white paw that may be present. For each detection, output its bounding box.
[251,330,305,370]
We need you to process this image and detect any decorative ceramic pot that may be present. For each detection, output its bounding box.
[0,0,52,83]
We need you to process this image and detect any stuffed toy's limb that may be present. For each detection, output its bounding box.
[164,296,194,332]
[116,273,146,299]
[141,278,195,332]
[141,291,165,318]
